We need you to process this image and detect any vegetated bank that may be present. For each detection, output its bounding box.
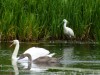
[0,0,100,42]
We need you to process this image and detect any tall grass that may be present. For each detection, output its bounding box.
[0,0,100,41]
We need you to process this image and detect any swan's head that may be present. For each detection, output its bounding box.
[10,40,19,47]
[18,54,26,60]
[13,40,19,44]
[18,53,32,70]
[18,53,32,61]
[63,19,68,23]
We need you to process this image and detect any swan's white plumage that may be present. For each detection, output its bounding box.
[46,53,55,57]
[11,40,54,63]
[11,40,19,61]
[19,47,50,61]
[24,47,50,56]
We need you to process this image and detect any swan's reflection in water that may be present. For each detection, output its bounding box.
[12,59,61,75]
[12,60,48,75]
[12,60,19,75]
[19,60,61,71]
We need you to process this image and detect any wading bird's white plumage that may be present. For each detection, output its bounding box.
[63,19,74,38]
[11,40,55,62]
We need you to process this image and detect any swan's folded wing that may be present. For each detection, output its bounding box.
[19,47,50,61]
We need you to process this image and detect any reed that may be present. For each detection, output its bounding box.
[0,0,100,41]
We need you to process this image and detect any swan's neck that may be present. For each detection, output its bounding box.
[27,54,32,70]
[12,42,19,59]
[63,22,67,29]
[25,54,32,63]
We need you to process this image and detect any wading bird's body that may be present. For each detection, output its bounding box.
[63,19,74,38]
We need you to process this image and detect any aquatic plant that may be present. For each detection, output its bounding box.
[0,0,100,41]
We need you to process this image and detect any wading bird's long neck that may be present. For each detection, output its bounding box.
[63,22,67,29]
[12,42,19,59]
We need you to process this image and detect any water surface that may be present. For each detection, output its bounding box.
[0,41,100,75]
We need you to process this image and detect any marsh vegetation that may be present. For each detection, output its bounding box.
[0,0,100,41]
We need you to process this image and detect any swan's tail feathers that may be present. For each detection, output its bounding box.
[47,53,55,57]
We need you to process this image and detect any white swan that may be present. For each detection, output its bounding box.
[63,19,75,38]
[11,40,55,62]
[18,53,62,70]
[19,53,61,64]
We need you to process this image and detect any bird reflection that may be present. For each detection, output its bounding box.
[12,59,48,75]
[12,57,61,75]
[18,53,62,72]
[12,60,19,75]
[18,60,62,73]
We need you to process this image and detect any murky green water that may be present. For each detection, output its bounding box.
[0,41,100,75]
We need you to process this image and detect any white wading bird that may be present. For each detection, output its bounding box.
[63,19,75,38]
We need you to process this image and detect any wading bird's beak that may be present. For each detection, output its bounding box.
[57,21,63,28]
[9,41,14,47]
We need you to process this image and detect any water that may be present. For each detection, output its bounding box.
[0,41,100,75]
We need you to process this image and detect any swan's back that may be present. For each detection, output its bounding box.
[33,56,50,64]
[33,56,59,64]
[20,47,50,61]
